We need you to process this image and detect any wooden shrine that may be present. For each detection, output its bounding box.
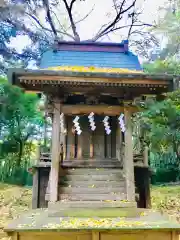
[5,41,180,240]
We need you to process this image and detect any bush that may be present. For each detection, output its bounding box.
[151,168,179,184]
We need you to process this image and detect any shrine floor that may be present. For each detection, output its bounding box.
[5,208,180,230]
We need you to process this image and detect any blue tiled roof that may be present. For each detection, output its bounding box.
[40,47,142,70]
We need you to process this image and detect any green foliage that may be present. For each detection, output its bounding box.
[140,89,180,157]
[152,169,179,184]
[154,1,180,58]
[0,150,33,186]
[149,151,178,183]
[141,97,180,154]
[142,51,180,177]
[0,76,44,166]
[139,89,180,182]
[143,58,180,75]
[0,76,43,185]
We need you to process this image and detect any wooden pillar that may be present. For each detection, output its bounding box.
[124,109,135,202]
[59,114,66,162]
[32,168,39,209]
[49,101,61,202]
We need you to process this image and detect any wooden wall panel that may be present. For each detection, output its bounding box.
[116,126,121,161]
[105,131,111,158]
[93,116,105,159]
[17,230,177,240]
[19,232,92,240]
[100,231,172,240]
[111,117,117,158]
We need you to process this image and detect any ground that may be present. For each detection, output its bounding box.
[0,183,31,240]
[151,184,180,222]
[0,183,180,239]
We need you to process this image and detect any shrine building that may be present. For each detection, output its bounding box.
[8,40,177,211]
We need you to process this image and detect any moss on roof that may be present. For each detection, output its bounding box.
[45,66,143,74]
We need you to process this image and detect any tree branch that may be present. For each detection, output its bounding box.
[93,0,137,41]
[90,23,153,41]
[127,12,135,39]
[70,0,77,10]
[112,0,119,14]
[42,0,58,38]
[62,0,80,41]
[25,12,76,40]
[73,6,95,26]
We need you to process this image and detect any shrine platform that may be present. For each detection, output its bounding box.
[5,208,180,240]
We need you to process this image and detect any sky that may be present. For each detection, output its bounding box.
[5,0,169,67]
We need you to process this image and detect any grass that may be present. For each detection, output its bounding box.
[1,183,180,238]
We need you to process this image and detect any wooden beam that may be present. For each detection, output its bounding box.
[124,109,135,202]
[61,105,138,116]
[19,75,169,86]
[49,101,61,202]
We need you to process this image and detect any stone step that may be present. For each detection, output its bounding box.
[59,179,125,188]
[48,200,137,210]
[46,191,126,201]
[60,186,126,194]
[59,193,126,201]
[60,173,124,181]
[46,193,126,201]
[48,206,140,218]
[62,168,123,175]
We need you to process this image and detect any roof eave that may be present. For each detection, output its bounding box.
[8,68,180,82]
